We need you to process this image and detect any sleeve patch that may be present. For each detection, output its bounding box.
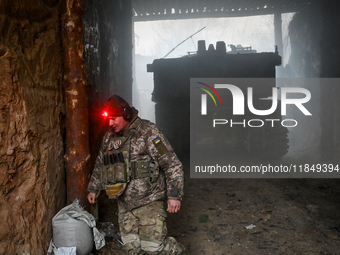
[153,137,168,156]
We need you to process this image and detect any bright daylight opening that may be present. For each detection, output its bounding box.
[133,14,295,122]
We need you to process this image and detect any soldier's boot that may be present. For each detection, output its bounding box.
[123,241,145,255]
[176,242,186,255]
[128,249,145,255]
[159,237,186,255]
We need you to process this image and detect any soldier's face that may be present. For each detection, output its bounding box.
[109,116,129,133]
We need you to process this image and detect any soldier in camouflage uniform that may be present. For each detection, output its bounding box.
[87,95,185,255]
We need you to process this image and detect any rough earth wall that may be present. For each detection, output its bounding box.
[0,0,65,254]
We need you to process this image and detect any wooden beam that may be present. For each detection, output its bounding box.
[60,0,91,208]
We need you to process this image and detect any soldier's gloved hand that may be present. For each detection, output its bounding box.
[167,199,181,213]
[87,192,97,204]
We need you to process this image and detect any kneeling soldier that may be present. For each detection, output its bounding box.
[87,95,185,255]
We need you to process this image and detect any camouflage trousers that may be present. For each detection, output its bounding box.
[118,201,185,255]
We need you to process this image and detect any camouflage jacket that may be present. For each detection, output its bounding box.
[87,113,184,212]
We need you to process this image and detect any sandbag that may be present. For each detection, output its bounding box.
[50,199,105,255]
[47,241,76,255]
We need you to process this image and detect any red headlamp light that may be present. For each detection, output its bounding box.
[102,111,108,117]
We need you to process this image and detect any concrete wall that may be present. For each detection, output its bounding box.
[319,1,340,160]
[284,1,340,161]
[0,0,65,254]
[286,7,321,78]
[84,0,133,165]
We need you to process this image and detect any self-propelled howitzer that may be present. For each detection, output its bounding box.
[147,40,289,159]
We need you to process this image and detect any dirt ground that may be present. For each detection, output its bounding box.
[94,154,340,255]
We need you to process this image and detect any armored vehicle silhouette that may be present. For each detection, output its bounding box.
[147,40,289,159]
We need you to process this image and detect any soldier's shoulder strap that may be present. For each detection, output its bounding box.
[128,117,147,135]
[119,118,147,148]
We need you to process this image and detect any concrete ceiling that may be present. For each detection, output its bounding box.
[132,0,318,21]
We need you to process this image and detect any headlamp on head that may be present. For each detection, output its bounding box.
[103,95,133,121]
[102,111,109,118]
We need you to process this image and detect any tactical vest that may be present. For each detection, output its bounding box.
[101,118,158,199]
